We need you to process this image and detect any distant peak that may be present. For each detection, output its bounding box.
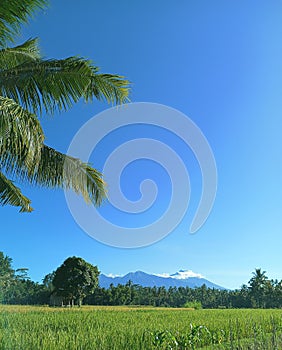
[100,270,224,290]
[105,269,204,280]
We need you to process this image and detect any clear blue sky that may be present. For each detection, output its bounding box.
[1,0,282,289]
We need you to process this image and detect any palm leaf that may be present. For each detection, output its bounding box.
[0,96,45,174]
[0,38,41,69]
[0,171,33,212]
[0,57,130,115]
[26,145,107,206]
[85,72,130,105]
[0,0,47,46]
[0,0,130,212]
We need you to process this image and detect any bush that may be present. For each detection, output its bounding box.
[183,301,202,310]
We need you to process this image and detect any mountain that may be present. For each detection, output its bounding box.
[99,270,225,289]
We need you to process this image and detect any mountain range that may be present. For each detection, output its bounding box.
[99,270,225,289]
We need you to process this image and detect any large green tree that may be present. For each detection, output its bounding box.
[0,0,130,212]
[52,256,99,306]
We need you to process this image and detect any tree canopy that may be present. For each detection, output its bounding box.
[52,256,100,306]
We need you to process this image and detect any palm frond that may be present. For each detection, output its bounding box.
[0,96,45,174]
[0,38,41,69]
[0,57,130,115]
[0,0,132,214]
[26,145,107,206]
[0,171,33,212]
[0,0,47,46]
[85,72,131,105]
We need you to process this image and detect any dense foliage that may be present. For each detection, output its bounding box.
[85,274,282,309]
[52,257,99,306]
[0,252,281,308]
[0,252,48,304]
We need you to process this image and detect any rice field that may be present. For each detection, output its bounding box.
[0,305,282,349]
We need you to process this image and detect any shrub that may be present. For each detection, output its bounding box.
[183,301,203,310]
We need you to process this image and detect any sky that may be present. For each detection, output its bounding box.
[1,0,282,290]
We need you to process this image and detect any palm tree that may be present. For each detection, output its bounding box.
[248,268,268,308]
[0,0,130,212]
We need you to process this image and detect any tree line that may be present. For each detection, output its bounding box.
[0,252,281,308]
[85,269,282,309]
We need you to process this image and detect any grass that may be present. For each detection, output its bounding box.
[0,305,282,349]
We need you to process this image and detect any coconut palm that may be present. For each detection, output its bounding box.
[0,0,130,212]
[248,268,268,308]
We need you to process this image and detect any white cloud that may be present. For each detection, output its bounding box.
[154,270,204,279]
[106,273,122,278]
[154,273,171,278]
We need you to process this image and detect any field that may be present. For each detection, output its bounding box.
[0,306,282,349]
